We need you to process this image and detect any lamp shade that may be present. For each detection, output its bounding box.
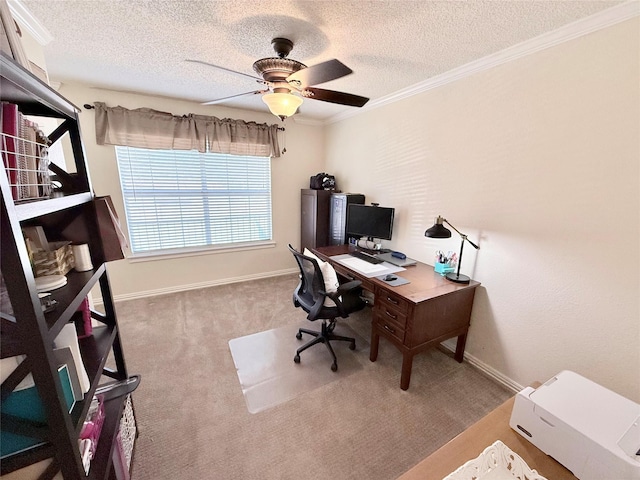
[424,217,452,238]
[262,92,303,120]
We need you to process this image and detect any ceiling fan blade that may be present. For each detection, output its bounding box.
[201,90,268,106]
[186,59,264,83]
[287,59,352,88]
[303,87,369,107]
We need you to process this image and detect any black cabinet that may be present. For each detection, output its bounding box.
[300,189,332,252]
[1,53,137,480]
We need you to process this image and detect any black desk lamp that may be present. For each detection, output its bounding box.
[425,216,479,284]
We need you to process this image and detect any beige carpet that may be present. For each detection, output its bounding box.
[229,322,368,413]
[113,274,513,480]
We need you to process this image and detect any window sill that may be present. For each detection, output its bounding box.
[126,241,276,263]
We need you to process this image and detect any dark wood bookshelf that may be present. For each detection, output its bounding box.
[1,53,137,479]
[88,394,127,480]
[0,52,78,119]
[45,266,107,339]
[71,325,119,427]
[0,442,56,475]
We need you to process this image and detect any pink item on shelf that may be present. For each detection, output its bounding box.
[2,102,19,200]
[79,438,92,474]
[76,297,92,338]
[79,394,105,459]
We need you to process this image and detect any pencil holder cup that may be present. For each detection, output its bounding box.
[434,262,455,275]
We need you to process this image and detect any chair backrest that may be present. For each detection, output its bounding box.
[288,244,328,320]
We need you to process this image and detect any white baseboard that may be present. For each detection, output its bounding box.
[93,268,298,306]
[440,339,523,394]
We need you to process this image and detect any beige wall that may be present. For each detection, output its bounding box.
[56,84,325,299]
[324,19,639,401]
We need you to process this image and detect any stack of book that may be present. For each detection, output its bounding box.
[0,323,91,458]
[0,361,75,458]
[1,102,52,201]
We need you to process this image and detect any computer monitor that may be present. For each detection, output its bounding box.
[346,204,395,241]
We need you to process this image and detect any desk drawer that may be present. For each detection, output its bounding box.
[376,288,410,315]
[373,309,406,343]
[373,303,408,330]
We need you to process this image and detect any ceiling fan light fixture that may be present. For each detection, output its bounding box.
[262,92,303,120]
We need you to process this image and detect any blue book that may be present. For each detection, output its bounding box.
[1,365,75,458]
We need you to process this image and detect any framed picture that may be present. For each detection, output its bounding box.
[0,0,31,71]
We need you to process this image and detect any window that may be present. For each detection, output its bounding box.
[115,147,272,255]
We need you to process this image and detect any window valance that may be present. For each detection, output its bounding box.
[93,102,281,157]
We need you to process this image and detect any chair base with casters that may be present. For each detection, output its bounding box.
[294,318,356,372]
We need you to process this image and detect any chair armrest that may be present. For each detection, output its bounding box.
[329,280,364,318]
[336,280,362,295]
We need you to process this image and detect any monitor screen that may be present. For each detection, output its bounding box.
[346,204,395,241]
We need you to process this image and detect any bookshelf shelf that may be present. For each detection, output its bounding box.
[15,192,93,221]
[1,53,137,479]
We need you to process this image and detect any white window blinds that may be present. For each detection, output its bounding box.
[115,146,272,255]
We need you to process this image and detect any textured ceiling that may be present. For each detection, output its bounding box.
[20,0,625,121]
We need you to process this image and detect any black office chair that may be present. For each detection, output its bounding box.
[288,244,366,372]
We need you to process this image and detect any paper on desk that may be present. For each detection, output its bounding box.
[340,257,387,274]
[332,254,405,278]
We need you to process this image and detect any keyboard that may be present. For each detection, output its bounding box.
[349,251,383,264]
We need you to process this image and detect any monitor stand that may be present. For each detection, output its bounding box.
[367,237,384,252]
[356,237,390,254]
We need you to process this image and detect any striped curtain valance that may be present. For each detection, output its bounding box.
[93,102,281,158]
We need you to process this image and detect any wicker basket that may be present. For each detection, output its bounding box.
[119,395,136,471]
[32,241,74,277]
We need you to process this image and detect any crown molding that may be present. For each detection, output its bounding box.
[7,0,53,45]
[327,1,639,125]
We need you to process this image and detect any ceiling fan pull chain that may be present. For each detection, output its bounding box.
[281,127,287,154]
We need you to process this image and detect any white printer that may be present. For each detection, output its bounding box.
[510,370,640,479]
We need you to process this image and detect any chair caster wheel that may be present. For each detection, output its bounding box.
[294,355,300,364]
[349,342,356,350]
[331,363,338,372]
[296,332,302,340]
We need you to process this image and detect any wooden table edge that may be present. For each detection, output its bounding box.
[396,382,577,480]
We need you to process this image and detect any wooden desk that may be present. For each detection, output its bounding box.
[397,385,578,479]
[313,245,480,390]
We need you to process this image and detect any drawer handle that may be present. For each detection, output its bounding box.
[386,296,399,305]
[385,310,397,320]
[383,324,396,334]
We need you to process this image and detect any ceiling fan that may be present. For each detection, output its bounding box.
[186,38,369,120]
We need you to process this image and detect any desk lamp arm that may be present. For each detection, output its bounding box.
[440,217,480,250]
[434,217,479,283]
